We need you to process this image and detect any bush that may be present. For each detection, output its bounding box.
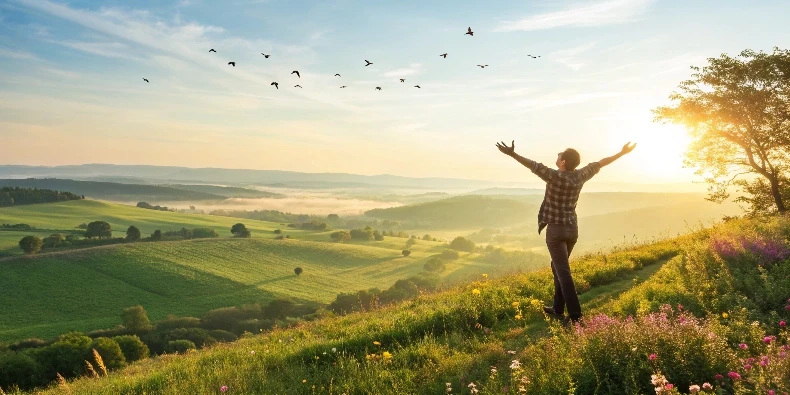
[424,257,446,273]
[165,328,215,349]
[207,330,238,343]
[449,236,475,252]
[90,337,126,370]
[154,316,201,331]
[330,230,351,243]
[275,234,285,240]
[349,227,375,241]
[18,236,43,255]
[151,229,162,241]
[373,230,384,241]
[111,335,149,363]
[164,340,196,354]
[84,221,112,239]
[405,238,416,248]
[201,306,260,331]
[0,351,43,391]
[8,338,47,351]
[191,227,219,239]
[294,267,303,276]
[422,234,433,240]
[402,250,411,257]
[121,305,152,333]
[440,250,460,260]
[231,223,251,238]
[274,229,282,234]
[35,332,92,379]
[126,225,141,241]
[42,233,65,248]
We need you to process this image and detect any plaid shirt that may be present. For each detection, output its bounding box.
[524,159,602,234]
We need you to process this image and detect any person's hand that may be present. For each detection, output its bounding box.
[496,140,516,156]
[621,142,637,155]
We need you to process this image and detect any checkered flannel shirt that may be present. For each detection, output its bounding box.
[524,159,602,234]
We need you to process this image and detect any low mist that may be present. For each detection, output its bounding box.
[139,196,404,216]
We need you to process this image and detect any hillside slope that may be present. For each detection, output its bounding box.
[0,179,224,201]
[365,195,537,228]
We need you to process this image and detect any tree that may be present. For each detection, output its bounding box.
[294,267,303,276]
[373,230,384,241]
[42,233,64,248]
[85,221,112,239]
[330,230,351,243]
[90,337,126,370]
[164,340,196,354]
[450,236,476,253]
[112,335,149,363]
[654,47,790,215]
[402,250,411,257]
[151,230,162,241]
[18,236,43,255]
[327,214,340,220]
[424,257,446,272]
[121,305,152,333]
[126,226,141,242]
[231,223,251,238]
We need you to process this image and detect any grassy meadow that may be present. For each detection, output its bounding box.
[16,215,789,395]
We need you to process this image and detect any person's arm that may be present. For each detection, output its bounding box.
[496,140,556,183]
[599,142,637,167]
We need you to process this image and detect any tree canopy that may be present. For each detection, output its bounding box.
[654,47,790,215]
[85,221,112,239]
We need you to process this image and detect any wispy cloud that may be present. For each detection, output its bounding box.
[309,29,333,41]
[495,0,658,32]
[56,40,142,60]
[383,63,422,78]
[548,42,597,70]
[0,47,39,60]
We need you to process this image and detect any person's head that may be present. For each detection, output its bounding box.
[556,148,581,171]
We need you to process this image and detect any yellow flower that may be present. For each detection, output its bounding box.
[373,341,381,346]
[722,312,729,319]
[530,299,542,308]
[302,379,307,383]
[472,289,481,296]
[515,315,522,321]
[482,274,488,278]
[382,351,393,360]
[511,301,520,308]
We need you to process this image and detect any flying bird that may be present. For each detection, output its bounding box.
[375,87,382,90]
[340,85,347,88]
[291,70,300,78]
[142,78,149,83]
[365,60,373,66]
[271,82,279,89]
[400,79,405,83]
[440,53,447,58]
[528,54,541,59]
[477,64,489,68]
[465,27,474,36]
[414,85,421,88]
[261,53,270,58]
[294,84,302,88]
[209,49,216,53]
[334,73,341,77]
[228,62,236,67]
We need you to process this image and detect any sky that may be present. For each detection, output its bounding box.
[0,0,788,186]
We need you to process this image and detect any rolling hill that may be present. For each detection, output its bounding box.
[160,184,285,199]
[0,179,224,202]
[365,195,537,228]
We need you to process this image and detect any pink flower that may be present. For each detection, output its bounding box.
[665,384,674,390]
[715,374,724,381]
[728,371,741,380]
[220,386,228,393]
[785,305,790,311]
[677,304,684,310]
[768,390,775,395]
[649,353,657,361]
[763,336,773,344]
[781,321,787,327]
[739,343,748,350]
[760,360,768,367]
[702,383,713,390]
[743,364,752,370]
[689,384,701,393]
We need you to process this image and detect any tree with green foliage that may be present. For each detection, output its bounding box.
[373,230,384,241]
[327,214,340,220]
[35,332,92,379]
[18,236,43,255]
[121,305,152,333]
[330,230,351,243]
[84,221,112,239]
[90,337,126,370]
[294,267,303,276]
[111,335,149,363]
[231,223,251,238]
[151,229,162,241]
[164,340,196,354]
[402,250,411,257]
[0,352,42,391]
[424,257,446,273]
[654,47,790,215]
[450,236,476,253]
[126,226,141,242]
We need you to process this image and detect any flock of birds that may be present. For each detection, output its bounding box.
[141,27,541,90]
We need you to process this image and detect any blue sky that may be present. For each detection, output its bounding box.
[0,0,788,185]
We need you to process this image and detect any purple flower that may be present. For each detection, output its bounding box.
[739,343,749,350]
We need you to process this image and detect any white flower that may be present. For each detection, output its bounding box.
[332,347,337,352]
[510,360,521,370]
[250,350,255,355]
[689,384,701,393]
[507,350,516,355]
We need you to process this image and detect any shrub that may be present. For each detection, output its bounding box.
[151,230,162,241]
[275,234,285,240]
[154,316,201,331]
[42,233,65,248]
[330,230,351,243]
[18,236,43,255]
[8,338,47,352]
[231,223,251,238]
[373,230,384,241]
[201,306,259,331]
[191,227,219,239]
[84,221,112,239]
[405,238,416,248]
[294,267,303,276]
[207,330,238,343]
[449,236,475,252]
[424,257,446,272]
[164,340,196,354]
[274,229,282,234]
[0,351,43,391]
[35,332,92,379]
[402,250,411,257]
[111,335,149,363]
[90,337,126,370]
[350,227,375,241]
[422,234,433,241]
[126,225,141,241]
[440,250,460,260]
[165,328,216,349]
[121,305,152,333]
[327,214,340,220]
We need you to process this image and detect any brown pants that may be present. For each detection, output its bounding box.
[546,223,581,319]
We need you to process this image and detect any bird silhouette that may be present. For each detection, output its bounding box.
[228,62,236,67]
[365,60,373,66]
[261,53,270,58]
[271,82,279,89]
[466,27,474,36]
[209,49,216,53]
[400,79,405,83]
[440,53,447,58]
[528,55,541,59]
[292,70,300,78]
[477,64,489,68]
[294,84,302,88]
[340,85,347,88]
[375,87,382,90]
[142,78,149,83]
[414,85,421,88]
[334,73,341,77]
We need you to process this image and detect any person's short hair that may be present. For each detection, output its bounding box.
[561,148,581,171]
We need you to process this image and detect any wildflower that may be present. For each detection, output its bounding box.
[689,384,700,393]
[373,341,381,346]
[768,391,775,395]
[739,343,749,350]
[715,374,723,381]
[722,312,729,319]
[530,299,542,308]
[727,372,741,380]
[220,386,228,393]
[743,364,752,370]
[509,359,521,370]
[250,350,255,355]
[515,314,522,321]
[677,304,683,311]
[702,383,713,390]
[785,305,790,311]
[780,321,786,327]
[332,347,337,352]
[759,359,768,367]
[507,350,516,355]
[512,301,520,308]
[472,289,481,296]
[382,351,392,360]
[302,380,307,383]
[649,353,657,361]
[763,336,773,344]
[323,352,327,355]
[468,382,479,395]
[482,273,488,278]
[665,384,674,390]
